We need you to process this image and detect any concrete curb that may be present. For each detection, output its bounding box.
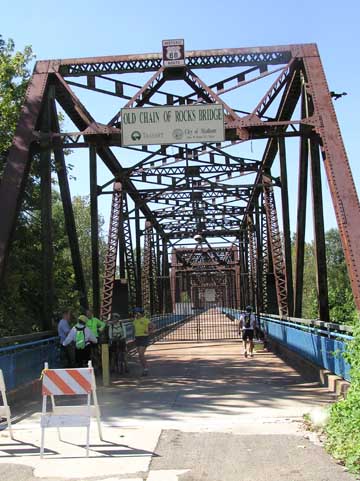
[266,338,350,398]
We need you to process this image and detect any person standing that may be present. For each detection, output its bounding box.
[239,306,256,358]
[109,313,129,374]
[86,309,106,338]
[58,310,72,367]
[86,309,106,370]
[63,315,97,367]
[133,308,154,376]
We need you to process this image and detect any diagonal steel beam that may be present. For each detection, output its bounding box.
[0,66,49,280]
[53,73,169,239]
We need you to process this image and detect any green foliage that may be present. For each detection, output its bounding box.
[326,322,360,473]
[293,229,357,324]
[0,35,34,167]
[0,193,106,336]
[0,36,109,336]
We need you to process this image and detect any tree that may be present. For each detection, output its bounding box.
[0,35,34,170]
[292,229,357,324]
[53,194,107,309]
[0,36,108,336]
[326,229,357,324]
[0,192,107,336]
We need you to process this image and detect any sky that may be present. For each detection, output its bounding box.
[2,0,360,242]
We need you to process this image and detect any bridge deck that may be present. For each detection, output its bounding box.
[0,341,356,480]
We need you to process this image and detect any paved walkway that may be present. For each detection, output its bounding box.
[0,341,356,481]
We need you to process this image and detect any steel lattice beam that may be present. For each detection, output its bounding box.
[263,176,288,317]
[58,47,292,77]
[100,183,122,320]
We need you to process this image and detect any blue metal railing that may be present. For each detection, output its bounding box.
[0,313,190,391]
[0,337,61,391]
[118,313,191,341]
[222,307,353,382]
[261,315,352,382]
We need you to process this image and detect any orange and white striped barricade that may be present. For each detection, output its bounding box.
[40,361,102,457]
[0,369,13,439]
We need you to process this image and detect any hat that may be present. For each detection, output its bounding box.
[78,314,88,323]
[112,313,121,320]
[133,307,144,314]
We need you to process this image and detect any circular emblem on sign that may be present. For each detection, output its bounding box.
[166,46,181,60]
[131,131,141,141]
[172,129,184,140]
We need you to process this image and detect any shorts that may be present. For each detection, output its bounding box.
[135,336,149,347]
[242,329,254,341]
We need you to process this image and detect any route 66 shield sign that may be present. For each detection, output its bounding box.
[162,39,185,67]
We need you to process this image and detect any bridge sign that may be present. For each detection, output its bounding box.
[162,39,185,67]
[121,104,225,146]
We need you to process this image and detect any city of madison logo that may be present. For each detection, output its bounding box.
[131,131,142,141]
[172,129,184,140]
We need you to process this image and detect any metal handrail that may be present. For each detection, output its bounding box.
[0,336,59,354]
[260,313,353,335]
[260,316,353,341]
[0,330,57,347]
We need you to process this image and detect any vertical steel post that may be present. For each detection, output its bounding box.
[51,100,88,310]
[118,205,126,280]
[162,238,172,313]
[135,207,142,307]
[294,82,309,318]
[89,144,100,316]
[278,138,294,316]
[39,92,53,329]
[310,139,330,322]
[254,198,262,316]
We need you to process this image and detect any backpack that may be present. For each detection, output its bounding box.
[75,326,86,350]
[244,314,251,329]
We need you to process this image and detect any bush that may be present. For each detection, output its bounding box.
[326,321,360,473]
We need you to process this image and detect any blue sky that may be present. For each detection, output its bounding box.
[2,0,360,241]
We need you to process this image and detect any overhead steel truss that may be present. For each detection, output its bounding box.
[0,43,359,325]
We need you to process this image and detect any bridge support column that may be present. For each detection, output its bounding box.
[89,144,100,316]
[52,100,88,311]
[135,207,142,307]
[310,140,330,322]
[294,85,309,318]
[279,138,294,316]
[40,91,54,330]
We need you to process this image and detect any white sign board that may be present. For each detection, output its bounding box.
[121,104,225,146]
[162,39,185,67]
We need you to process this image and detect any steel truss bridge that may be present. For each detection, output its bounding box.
[0,42,360,329]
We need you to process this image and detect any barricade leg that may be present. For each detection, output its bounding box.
[6,408,14,439]
[86,425,90,457]
[51,396,62,441]
[90,363,103,441]
[40,395,47,458]
[6,407,13,439]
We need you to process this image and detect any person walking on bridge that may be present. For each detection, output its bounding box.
[133,308,154,376]
[239,306,256,358]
